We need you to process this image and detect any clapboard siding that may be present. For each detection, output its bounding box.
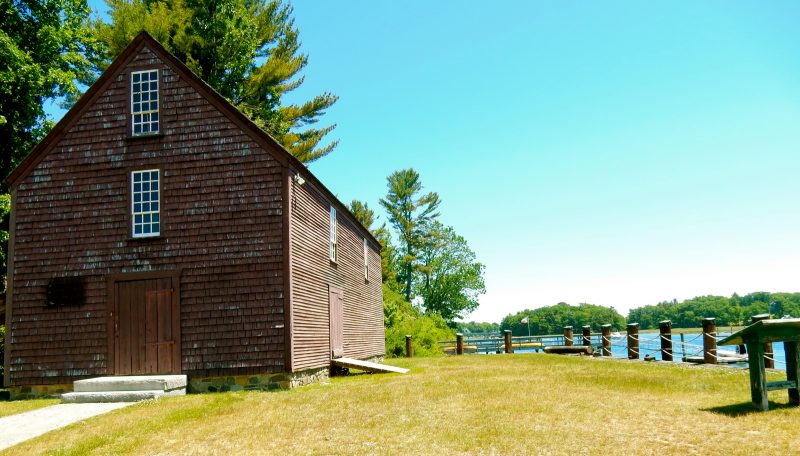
[7,44,286,386]
[336,215,384,359]
[288,179,332,370]
[289,177,383,371]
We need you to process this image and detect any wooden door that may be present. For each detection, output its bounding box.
[114,276,180,375]
[329,286,344,358]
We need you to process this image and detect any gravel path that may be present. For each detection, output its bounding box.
[0,402,134,451]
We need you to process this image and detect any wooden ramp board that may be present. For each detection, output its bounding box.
[683,355,747,364]
[544,345,594,355]
[331,357,409,374]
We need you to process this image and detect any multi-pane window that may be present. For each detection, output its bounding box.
[131,70,159,135]
[363,238,369,281]
[329,206,337,262]
[132,170,160,237]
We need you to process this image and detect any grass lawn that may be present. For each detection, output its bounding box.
[0,398,59,419]
[3,354,799,455]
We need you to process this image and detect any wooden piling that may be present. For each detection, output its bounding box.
[680,332,685,361]
[627,323,639,360]
[456,333,464,355]
[405,335,413,358]
[601,324,612,356]
[659,320,673,362]
[504,330,513,354]
[582,326,591,347]
[702,317,717,365]
[751,314,774,369]
[564,326,574,346]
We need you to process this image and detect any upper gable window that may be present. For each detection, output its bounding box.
[329,206,337,263]
[132,169,160,237]
[131,70,160,135]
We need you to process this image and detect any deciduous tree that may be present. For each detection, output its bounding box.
[417,222,485,322]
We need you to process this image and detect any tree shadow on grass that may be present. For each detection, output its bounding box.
[703,401,797,417]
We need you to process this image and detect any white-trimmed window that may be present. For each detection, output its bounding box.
[363,238,369,281]
[131,169,160,237]
[329,206,337,262]
[131,70,160,135]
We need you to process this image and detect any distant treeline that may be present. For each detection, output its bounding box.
[457,321,501,335]
[468,292,800,338]
[501,302,626,336]
[627,292,800,329]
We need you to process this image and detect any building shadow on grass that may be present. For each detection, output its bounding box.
[703,401,797,417]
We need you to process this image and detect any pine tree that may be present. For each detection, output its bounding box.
[379,169,441,302]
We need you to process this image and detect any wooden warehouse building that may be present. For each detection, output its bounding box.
[3,33,384,396]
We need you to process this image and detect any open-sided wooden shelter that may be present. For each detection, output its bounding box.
[3,32,384,396]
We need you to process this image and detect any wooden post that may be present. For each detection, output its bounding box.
[785,341,799,406]
[582,325,591,347]
[751,314,774,369]
[659,320,673,362]
[702,317,717,365]
[601,324,611,357]
[456,333,464,355]
[504,330,513,354]
[405,335,413,358]
[680,332,685,361]
[627,323,639,360]
[563,326,574,347]
[746,340,768,411]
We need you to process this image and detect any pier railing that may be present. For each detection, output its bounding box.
[425,317,787,370]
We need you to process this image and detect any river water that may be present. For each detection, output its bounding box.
[507,332,788,371]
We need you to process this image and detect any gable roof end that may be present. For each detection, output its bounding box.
[6,32,379,247]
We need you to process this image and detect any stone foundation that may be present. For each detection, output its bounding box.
[5,359,384,399]
[188,366,330,393]
[6,383,73,401]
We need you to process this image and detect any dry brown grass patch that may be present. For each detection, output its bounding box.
[2,355,798,455]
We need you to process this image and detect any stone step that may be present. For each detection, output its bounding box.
[62,389,186,403]
[73,375,187,393]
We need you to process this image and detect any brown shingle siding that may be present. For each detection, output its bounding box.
[8,45,286,386]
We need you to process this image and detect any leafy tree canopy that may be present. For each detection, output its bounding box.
[416,222,485,322]
[92,0,338,163]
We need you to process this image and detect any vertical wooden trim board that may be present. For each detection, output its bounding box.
[282,166,294,372]
[3,188,16,387]
[106,276,116,376]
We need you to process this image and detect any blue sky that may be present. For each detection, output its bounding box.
[80,1,800,322]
